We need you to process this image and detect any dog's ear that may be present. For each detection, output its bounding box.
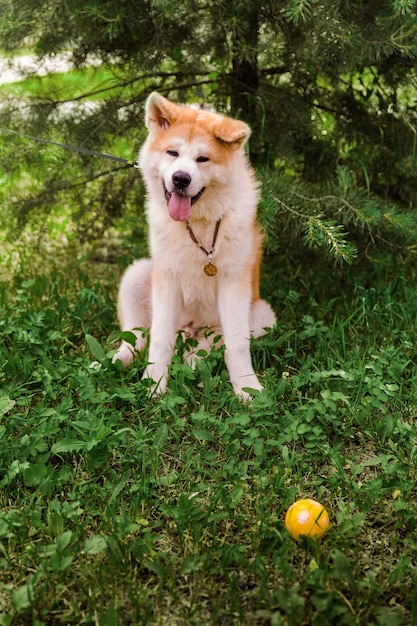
[213,118,251,150]
[145,92,179,131]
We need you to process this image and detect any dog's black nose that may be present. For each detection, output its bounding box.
[172,171,191,190]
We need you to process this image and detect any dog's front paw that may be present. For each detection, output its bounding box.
[232,376,263,402]
[112,341,136,367]
[142,365,168,397]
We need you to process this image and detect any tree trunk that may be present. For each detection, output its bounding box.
[230,4,260,163]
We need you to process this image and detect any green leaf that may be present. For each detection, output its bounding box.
[375,607,403,626]
[112,387,136,402]
[108,470,131,505]
[152,423,168,450]
[85,333,106,361]
[11,583,33,611]
[121,330,144,346]
[0,396,16,417]
[0,613,13,626]
[83,535,108,555]
[179,554,205,575]
[253,439,264,456]
[51,439,87,454]
[227,414,251,426]
[331,549,358,593]
[55,554,74,571]
[192,428,214,442]
[142,558,167,577]
[228,486,244,507]
[56,530,73,552]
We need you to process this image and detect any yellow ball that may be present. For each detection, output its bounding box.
[285,498,330,541]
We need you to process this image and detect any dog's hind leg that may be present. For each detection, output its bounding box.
[250,299,276,339]
[112,259,153,367]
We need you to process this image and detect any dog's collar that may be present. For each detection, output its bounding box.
[186,219,221,277]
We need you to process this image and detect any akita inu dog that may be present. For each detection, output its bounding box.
[113,92,276,400]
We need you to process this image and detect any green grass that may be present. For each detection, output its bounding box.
[0,261,416,626]
[0,65,135,102]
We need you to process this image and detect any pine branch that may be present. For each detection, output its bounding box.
[263,190,358,265]
[392,0,417,16]
[284,0,314,24]
[303,217,358,265]
[259,168,417,264]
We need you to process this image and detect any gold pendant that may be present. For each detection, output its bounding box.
[204,262,217,277]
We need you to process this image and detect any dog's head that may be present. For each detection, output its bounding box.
[140,92,251,222]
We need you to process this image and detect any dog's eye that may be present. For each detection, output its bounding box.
[167,150,179,157]
[197,156,209,163]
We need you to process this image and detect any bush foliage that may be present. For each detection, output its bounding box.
[1,0,417,264]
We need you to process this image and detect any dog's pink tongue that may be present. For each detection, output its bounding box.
[168,193,191,221]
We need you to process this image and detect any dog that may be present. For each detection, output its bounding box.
[112,92,276,400]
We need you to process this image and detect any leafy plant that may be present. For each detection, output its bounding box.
[0,260,416,624]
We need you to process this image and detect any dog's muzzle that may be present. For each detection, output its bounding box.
[163,175,205,221]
